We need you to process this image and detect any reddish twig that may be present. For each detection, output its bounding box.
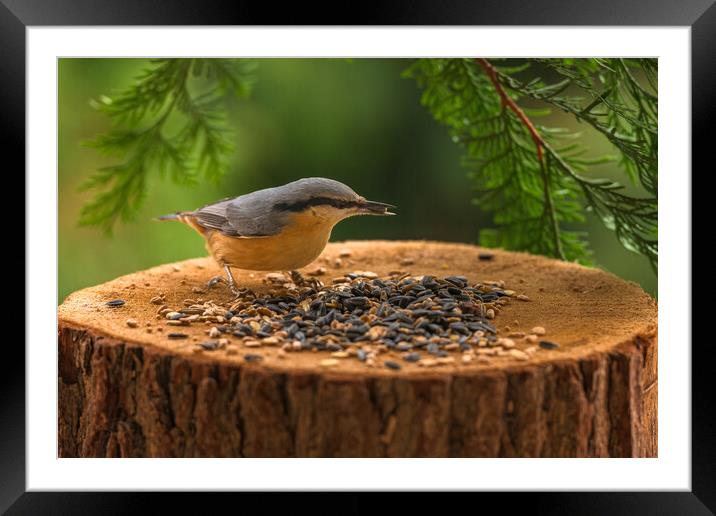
[475,58,544,163]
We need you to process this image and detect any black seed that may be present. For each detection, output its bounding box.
[539,340,560,350]
[200,341,219,351]
[478,253,495,261]
[384,360,401,370]
[350,324,369,334]
[449,322,470,335]
[238,324,254,335]
[244,354,263,362]
[383,338,396,349]
[445,276,468,288]
[105,299,125,307]
[403,352,421,362]
[168,333,188,339]
[345,296,370,308]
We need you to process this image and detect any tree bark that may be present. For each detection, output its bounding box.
[58,240,657,457]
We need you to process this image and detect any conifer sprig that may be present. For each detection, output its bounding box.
[404,57,657,270]
[79,58,255,235]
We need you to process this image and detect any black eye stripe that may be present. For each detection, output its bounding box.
[275,197,361,212]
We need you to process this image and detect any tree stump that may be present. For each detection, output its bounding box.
[58,240,657,457]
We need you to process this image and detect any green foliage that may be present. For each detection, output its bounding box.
[404,58,657,270]
[80,57,657,272]
[80,58,255,234]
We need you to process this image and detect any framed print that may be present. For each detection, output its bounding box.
[3,0,710,512]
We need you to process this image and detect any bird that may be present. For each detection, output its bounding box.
[157,177,395,295]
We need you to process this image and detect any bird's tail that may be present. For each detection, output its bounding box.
[155,211,191,222]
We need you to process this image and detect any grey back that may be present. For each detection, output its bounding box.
[192,178,359,237]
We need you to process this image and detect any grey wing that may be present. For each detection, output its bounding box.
[193,195,289,237]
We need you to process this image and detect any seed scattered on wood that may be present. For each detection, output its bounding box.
[400,258,415,266]
[516,294,530,301]
[320,358,339,368]
[168,332,188,339]
[142,271,534,369]
[125,318,138,328]
[384,360,401,370]
[478,253,495,261]
[419,358,439,367]
[403,352,421,362]
[499,338,516,349]
[200,341,219,351]
[531,326,546,335]
[509,349,530,360]
[339,249,353,258]
[539,340,560,350]
[106,299,125,307]
[244,354,263,362]
[265,272,287,283]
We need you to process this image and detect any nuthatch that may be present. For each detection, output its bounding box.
[158,177,395,294]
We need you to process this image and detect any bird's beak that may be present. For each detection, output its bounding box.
[358,200,396,216]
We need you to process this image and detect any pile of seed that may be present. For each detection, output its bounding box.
[117,270,559,370]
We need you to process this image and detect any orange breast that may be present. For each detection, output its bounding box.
[202,211,335,271]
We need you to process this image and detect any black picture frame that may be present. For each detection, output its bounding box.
[3,0,709,513]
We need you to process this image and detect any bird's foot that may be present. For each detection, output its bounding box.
[228,282,244,298]
[288,270,306,286]
[288,270,322,291]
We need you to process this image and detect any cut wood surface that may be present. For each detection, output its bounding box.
[58,240,657,457]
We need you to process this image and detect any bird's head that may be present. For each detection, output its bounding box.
[272,177,396,223]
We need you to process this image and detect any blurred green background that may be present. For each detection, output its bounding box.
[58,58,657,304]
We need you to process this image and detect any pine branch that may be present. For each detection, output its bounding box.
[80,58,255,235]
[404,57,657,270]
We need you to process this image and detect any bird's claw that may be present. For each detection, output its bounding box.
[289,270,322,291]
